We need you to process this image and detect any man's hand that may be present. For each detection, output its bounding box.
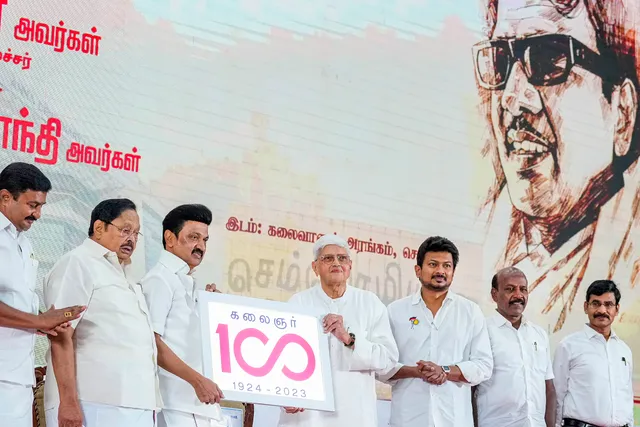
[190,374,224,404]
[37,305,85,332]
[57,400,83,427]
[283,407,305,414]
[37,323,71,337]
[322,314,351,345]
[417,361,447,385]
[205,283,221,293]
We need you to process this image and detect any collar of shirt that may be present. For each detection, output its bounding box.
[0,210,21,240]
[158,250,195,297]
[489,311,530,329]
[314,283,352,306]
[81,238,132,275]
[582,323,619,341]
[410,287,456,306]
[158,250,191,276]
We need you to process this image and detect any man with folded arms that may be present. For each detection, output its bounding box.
[44,198,161,427]
[0,162,84,427]
[142,204,228,427]
[553,280,634,427]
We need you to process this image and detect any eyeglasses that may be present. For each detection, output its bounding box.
[318,254,351,265]
[472,34,609,90]
[106,222,143,240]
[588,300,617,309]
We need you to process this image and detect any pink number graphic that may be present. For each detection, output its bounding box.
[216,323,316,381]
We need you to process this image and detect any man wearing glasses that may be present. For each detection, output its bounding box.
[278,234,399,427]
[43,198,161,427]
[472,0,640,335]
[552,280,634,427]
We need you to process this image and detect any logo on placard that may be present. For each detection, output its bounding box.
[216,324,316,381]
[0,0,7,31]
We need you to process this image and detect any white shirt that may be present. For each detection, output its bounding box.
[43,238,161,411]
[476,314,554,427]
[553,324,634,427]
[0,212,39,386]
[278,285,399,427]
[141,250,226,424]
[381,290,493,427]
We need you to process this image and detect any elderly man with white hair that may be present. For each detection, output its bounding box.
[278,234,399,427]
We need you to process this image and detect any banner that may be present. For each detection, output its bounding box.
[198,291,335,412]
[0,0,638,422]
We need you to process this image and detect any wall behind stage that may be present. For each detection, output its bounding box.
[1,0,639,420]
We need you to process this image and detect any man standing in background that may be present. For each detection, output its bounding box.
[553,280,634,427]
[142,204,228,427]
[381,236,493,427]
[278,234,399,427]
[44,198,160,427]
[474,267,555,427]
[0,162,84,427]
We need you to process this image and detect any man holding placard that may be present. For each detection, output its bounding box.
[142,204,229,427]
[278,234,399,427]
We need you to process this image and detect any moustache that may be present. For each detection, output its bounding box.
[509,298,526,305]
[594,313,610,319]
[432,275,446,280]
[192,248,203,257]
[25,216,37,222]
[120,240,134,249]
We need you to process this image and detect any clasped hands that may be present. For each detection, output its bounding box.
[415,361,447,385]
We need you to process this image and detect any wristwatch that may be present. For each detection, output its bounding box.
[441,365,451,375]
[344,332,356,348]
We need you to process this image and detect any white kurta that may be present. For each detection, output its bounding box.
[278,285,399,427]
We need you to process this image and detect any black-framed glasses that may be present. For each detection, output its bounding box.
[472,33,607,90]
[106,222,143,240]
[318,254,351,265]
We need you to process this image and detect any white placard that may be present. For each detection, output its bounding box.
[197,291,335,412]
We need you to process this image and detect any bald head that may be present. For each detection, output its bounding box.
[491,267,527,290]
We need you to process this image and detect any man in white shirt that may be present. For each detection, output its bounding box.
[278,234,399,427]
[44,198,161,427]
[0,162,84,427]
[142,204,228,427]
[381,235,493,427]
[474,267,556,427]
[553,280,634,427]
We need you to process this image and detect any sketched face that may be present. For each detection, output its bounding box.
[473,1,634,218]
[312,244,352,285]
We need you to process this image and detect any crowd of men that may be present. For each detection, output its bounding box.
[0,161,635,427]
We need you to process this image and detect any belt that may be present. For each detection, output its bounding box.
[562,418,629,427]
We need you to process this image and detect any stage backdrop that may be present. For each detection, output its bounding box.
[1,0,639,422]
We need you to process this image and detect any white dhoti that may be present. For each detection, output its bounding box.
[46,401,155,427]
[158,409,229,427]
[0,380,33,427]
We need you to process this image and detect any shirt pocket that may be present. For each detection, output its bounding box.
[616,354,632,385]
[531,340,549,375]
